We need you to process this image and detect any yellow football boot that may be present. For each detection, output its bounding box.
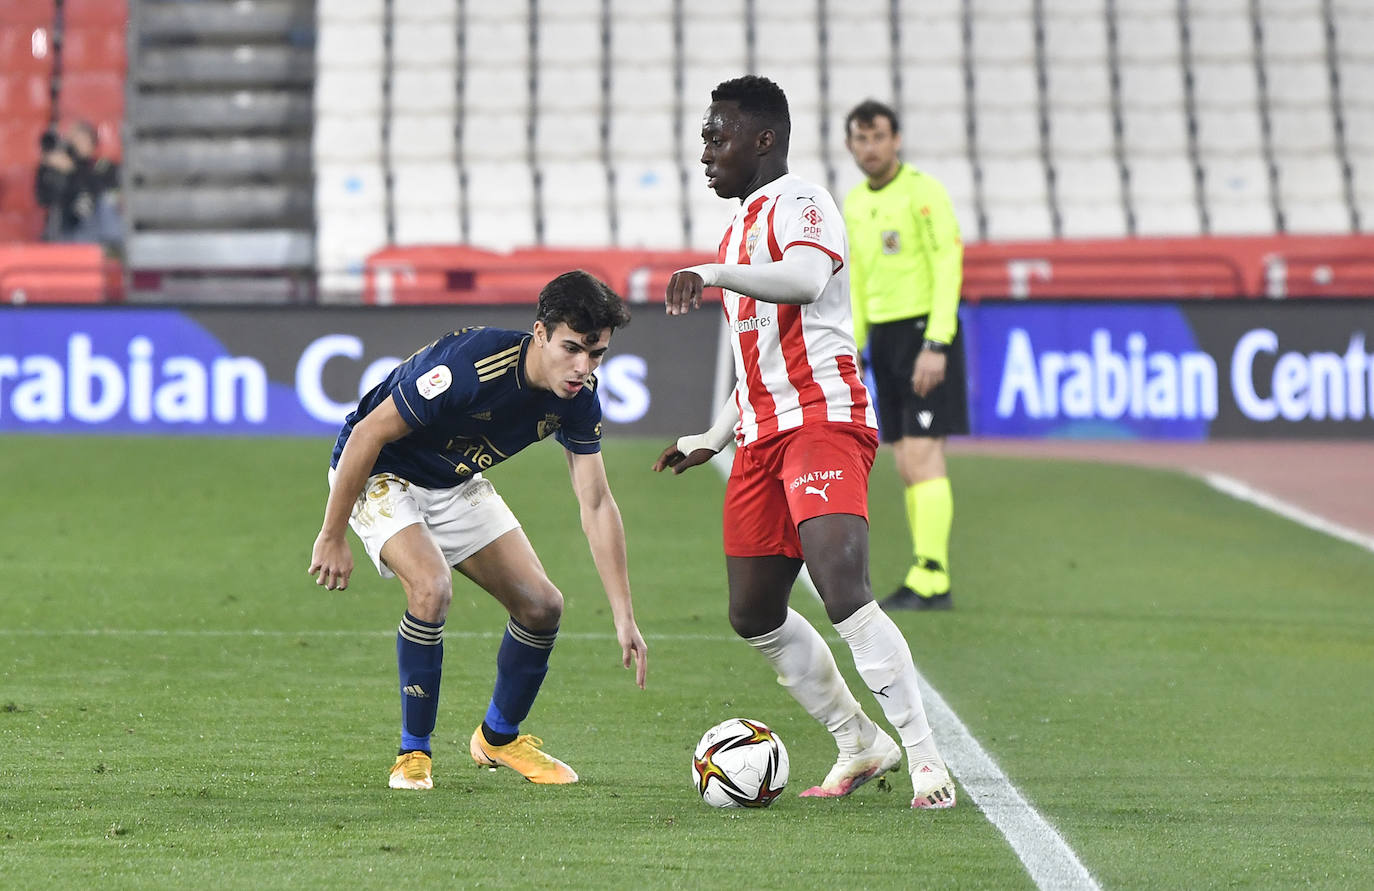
[388,751,433,790]
[470,727,578,784]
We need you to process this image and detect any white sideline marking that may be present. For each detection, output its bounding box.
[704,449,1097,890]
[1201,472,1374,556]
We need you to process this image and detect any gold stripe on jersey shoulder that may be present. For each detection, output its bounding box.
[473,343,522,373]
[476,356,520,382]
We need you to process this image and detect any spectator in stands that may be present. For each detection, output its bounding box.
[843,99,967,611]
[33,121,122,248]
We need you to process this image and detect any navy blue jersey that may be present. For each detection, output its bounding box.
[331,327,602,489]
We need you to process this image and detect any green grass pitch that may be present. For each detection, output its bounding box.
[1,435,1371,888]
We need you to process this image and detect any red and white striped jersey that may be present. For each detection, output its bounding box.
[717,173,877,445]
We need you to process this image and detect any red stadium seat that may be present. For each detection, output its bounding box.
[60,27,127,74]
[0,24,56,76]
[0,211,44,244]
[0,122,47,172]
[57,71,124,122]
[60,0,126,29]
[0,74,52,118]
[0,0,54,28]
[0,165,39,214]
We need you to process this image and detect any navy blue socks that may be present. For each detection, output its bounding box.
[396,611,444,754]
[481,618,558,746]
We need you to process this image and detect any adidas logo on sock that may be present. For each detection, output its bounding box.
[402,684,430,698]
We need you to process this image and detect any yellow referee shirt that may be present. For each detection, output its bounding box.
[843,163,963,350]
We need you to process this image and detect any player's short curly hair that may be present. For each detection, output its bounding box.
[711,75,791,148]
[845,99,900,137]
[536,270,631,335]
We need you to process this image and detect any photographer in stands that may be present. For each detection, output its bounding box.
[33,121,122,248]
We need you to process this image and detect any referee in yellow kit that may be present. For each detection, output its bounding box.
[843,99,967,611]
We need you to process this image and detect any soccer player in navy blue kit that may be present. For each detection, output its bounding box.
[308,271,648,790]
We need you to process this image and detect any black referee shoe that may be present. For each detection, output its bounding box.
[879,586,952,611]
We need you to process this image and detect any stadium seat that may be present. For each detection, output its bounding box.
[0,122,47,173]
[981,157,1050,205]
[898,107,967,157]
[984,201,1054,241]
[314,114,383,162]
[393,160,461,210]
[0,74,51,118]
[1054,157,1122,205]
[1133,199,1203,236]
[681,19,746,70]
[608,18,673,65]
[542,0,602,20]
[976,109,1040,158]
[1190,61,1258,108]
[61,0,127,29]
[60,27,127,73]
[1117,60,1186,109]
[970,16,1035,64]
[897,61,966,111]
[537,18,602,66]
[460,111,528,164]
[1060,201,1128,238]
[540,161,612,247]
[829,65,898,116]
[1268,106,1337,154]
[1125,157,1198,203]
[536,65,601,120]
[897,14,963,65]
[1265,60,1331,106]
[315,22,384,68]
[1187,13,1254,61]
[1277,156,1345,204]
[610,109,675,162]
[973,62,1038,110]
[57,71,125,122]
[0,24,54,76]
[534,109,603,163]
[1258,11,1327,60]
[389,114,458,162]
[755,16,821,66]
[1281,200,1351,235]
[1042,17,1109,64]
[0,0,54,28]
[393,22,457,66]
[0,163,38,213]
[1120,107,1189,155]
[395,207,462,246]
[392,68,457,114]
[610,64,673,113]
[0,210,43,242]
[686,186,734,252]
[463,18,528,66]
[469,205,537,252]
[466,161,536,216]
[1114,14,1182,63]
[463,66,532,114]
[826,16,893,66]
[393,0,456,22]
[1196,107,1266,156]
[1345,107,1374,152]
[1045,61,1111,109]
[1048,108,1115,159]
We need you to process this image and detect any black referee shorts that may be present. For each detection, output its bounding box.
[867,315,970,443]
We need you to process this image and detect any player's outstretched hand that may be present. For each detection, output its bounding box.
[308,532,353,591]
[616,617,649,689]
[664,270,704,315]
[652,442,717,475]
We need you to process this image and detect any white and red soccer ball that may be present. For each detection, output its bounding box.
[692,718,789,808]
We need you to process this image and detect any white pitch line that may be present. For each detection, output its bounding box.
[1200,472,1374,556]
[703,448,1097,890]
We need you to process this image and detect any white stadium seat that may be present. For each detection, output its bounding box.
[976,109,1041,158]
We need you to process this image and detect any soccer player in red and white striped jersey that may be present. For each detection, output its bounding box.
[654,76,955,809]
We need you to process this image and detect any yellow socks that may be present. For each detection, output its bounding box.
[902,477,953,596]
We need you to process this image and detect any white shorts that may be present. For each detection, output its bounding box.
[328,469,521,579]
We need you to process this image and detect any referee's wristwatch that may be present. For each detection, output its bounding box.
[922,339,950,355]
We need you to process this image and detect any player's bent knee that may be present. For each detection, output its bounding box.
[405,573,453,623]
[512,581,564,632]
[728,607,783,641]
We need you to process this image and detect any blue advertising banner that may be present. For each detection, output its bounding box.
[967,301,1374,440]
[0,306,720,436]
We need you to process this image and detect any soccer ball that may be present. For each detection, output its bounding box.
[691,718,789,808]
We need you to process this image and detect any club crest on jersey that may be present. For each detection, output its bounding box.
[800,204,824,240]
[537,413,562,439]
[417,365,452,399]
[745,222,762,254]
[882,230,901,254]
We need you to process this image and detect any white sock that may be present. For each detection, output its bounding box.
[834,601,942,767]
[746,608,874,755]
